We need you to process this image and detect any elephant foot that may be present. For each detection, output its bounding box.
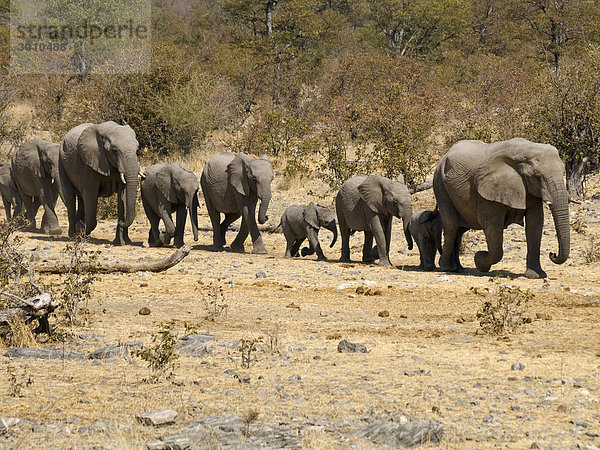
[252,244,268,254]
[378,259,392,268]
[524,267,547,279]
[340,255,351,263]
[423,264,435,271]
[149,240,164,248]
[174,240,185,248]
[301,247,314,257]
[474,251,492,273]
[47,226,63,236]
[230,244,245,253]
[439,262,460,272]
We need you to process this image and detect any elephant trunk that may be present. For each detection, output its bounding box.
[548,183,570,265]
[189,192,199,241]
[257,186,271,225]
[326,220,338,248]
[122,161,139,228]
[403,209,413,250]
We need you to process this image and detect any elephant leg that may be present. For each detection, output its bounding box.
[362,231,375,263]
[142,196,162,247]
[220,213,241,247]
[475,222,505,273]
[524,198,547,279]
[307,228,325,260]
[237,201,266,254]
[230,216,249,253]
[440,224,462,272]
[283,228,296,258]
[370,216,391,267]
[37,179,61,235]
[81,189,98,236]
[173,205,186,248]
[291,238,305,257]
[384,216,392,256]
[205,196,224,250]
[338,214,351,263]
[416,238,426,269]
[61,187,78,237]
[22,196,38,229]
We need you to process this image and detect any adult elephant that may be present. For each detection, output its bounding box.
[336,174,413,267]
[433,138,570,279]
[11,138,62,235]
[59,121,140,245]
[0,162,21,221]
[200,152,273,254]
[141,162,199,248]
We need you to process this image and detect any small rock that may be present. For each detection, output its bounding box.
[255,271,267,279]
[136,410,178,427]
[378,310,390,318]
[0,417,20,431]
[511,362,525,371]
[557,405,568,413]
[337,339,367,353]
[536,312,552,320]
[177,334,214,357]
[234,374,251,383]
[5,348,84,360]
[289,375,301,382]
[355,419,443,446]
[88,342,142,360]
[139,307,151,316]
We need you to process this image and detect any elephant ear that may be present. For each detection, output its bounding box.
[476,152,526,210]
[156,166,177,204]
[19,139,45,178]
[227,153,250,196]
[303,202,320,229]
[357,175,386,214]
[78,125,110,176]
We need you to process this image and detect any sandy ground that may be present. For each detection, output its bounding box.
[1,178,599,448]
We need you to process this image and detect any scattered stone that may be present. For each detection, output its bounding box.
[177,334,214,357]
[289,374,301,382]
[0,417,20,431]
[136,410,178,427]
[378,310,390,317]
[139,307,151,316]
[88,342,142,360]
[355,419,443,446]
[234,374,250,383]
[511,362,525,371]
[557,405,568,413]
[536,312,552,320]
[337,339,367,353]
[286,302,301,310]
[255,270,267,279]
[5,348,85,360]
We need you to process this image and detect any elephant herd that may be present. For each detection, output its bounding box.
[0,122,571,279]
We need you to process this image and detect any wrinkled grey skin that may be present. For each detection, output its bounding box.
[335,174,413,267]
[59,121,140,245]
[201,152,274,254]
[407,209,443,271]
[0,162,21,221]
[433,138,570,279]
[141,162,200,248]
[11,138,62,235]
[279,202,338,260]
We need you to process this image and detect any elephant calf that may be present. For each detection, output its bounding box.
[279,202,337,260]
[407,209,443,271]
[0,162,21,221]
[141,162,199,248]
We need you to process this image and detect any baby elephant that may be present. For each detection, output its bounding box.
[408,209,443,271]
[280,203,337,260]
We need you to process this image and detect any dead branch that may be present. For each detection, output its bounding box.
[0,292,58,337]
[409,180,433,194]
[33,245,192,274]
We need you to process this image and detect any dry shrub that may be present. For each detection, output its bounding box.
[583,236,600,264]
[473,279,533,335]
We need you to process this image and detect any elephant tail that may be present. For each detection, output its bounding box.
[269,221,282,234]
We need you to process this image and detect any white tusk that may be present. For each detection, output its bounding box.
[139,171,146,180]
[545,201,552,207]
[120,173,127,185]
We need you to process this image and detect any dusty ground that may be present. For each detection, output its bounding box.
[1,176,600,449]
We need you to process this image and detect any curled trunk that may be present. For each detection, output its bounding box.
[258,196,270,225]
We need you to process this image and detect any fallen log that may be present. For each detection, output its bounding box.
[0,292,58,336]
[409,180,433,194]
[33,245,192,274]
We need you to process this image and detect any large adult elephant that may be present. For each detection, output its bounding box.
[0,162,21,221]
[59,121,140,245]
[433,138,570,279]
[336,174,413,267]
[11,138,62,235]
[200,152,273,254]
[141,162,199,248]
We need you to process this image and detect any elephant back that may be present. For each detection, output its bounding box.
[337,175,367,211]
[201,152,235,196]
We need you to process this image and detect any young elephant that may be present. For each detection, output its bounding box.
[141,162,200,248]
[407,209,443,271]
[279,203,337,260]
[0,162,21,220]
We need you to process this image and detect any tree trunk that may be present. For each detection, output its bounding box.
[0,292,57,338]
[565,157,589,200]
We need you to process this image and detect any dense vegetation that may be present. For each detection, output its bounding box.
[1,0,600,195]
